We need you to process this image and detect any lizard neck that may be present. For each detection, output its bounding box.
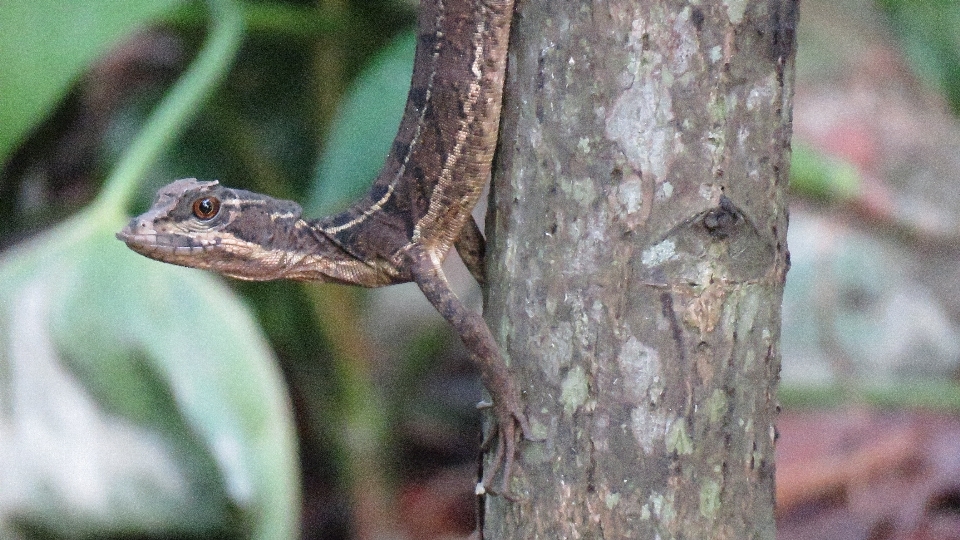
[292,218,403,285]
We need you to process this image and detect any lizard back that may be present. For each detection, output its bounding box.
[316,0,515,272]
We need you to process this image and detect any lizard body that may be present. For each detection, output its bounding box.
[118,0,528,494]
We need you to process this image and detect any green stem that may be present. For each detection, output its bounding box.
[92,0,244,219]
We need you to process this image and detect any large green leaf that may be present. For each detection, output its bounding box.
[0,210,299,539]
[307,30,415,216]
[0,0,184,165]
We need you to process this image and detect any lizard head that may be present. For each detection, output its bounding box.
[117,178,309,281]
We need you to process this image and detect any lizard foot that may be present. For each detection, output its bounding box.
[476,396,538,498]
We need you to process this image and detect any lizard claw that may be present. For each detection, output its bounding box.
[478,398,539,498]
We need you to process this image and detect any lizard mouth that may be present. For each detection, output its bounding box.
[116,228,175,259]
[116,220,210,259]
[115,224,140,245]
[117,221,298,282]
[116,219,167,252]
[116,221,154,250]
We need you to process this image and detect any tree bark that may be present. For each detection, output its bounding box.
[483,0,795,537]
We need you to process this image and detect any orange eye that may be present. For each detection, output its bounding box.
[192,196,221,220]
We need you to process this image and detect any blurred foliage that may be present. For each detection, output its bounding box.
[3,0,959,536]
[0,0,185,165]
[789,0,960,205]
[787,142,861,203]
[0,0,346,537]
[780,380,960,411]
[783,0,960,413]
[0,0,452,536]
[309,30,414,215]
[0,214,298,539]
[875,0,960,115]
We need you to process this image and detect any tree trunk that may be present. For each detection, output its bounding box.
[483,0,795,537]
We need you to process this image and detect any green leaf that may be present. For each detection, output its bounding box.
[307,30,415,216]
[0,212,299,539]
[0,0,185,166]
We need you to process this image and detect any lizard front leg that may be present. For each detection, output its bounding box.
[406,244,531,495]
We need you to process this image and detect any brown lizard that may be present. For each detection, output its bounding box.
[117,0,530,495]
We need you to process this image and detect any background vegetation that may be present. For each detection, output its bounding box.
[1,0,959,538]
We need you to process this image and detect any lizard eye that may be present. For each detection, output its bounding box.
[192,196,221,220]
